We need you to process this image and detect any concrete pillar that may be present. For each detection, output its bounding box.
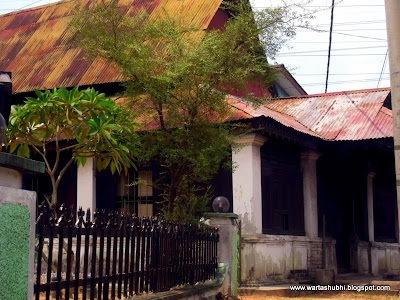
[77,157,96,212]
[232,134,267,234]
[205,213,239,296]
[0,166,22,189]
[385,0,400,243]
[0,187,36,300]
[0,152,44,300]
[367,172,376,242]
[301,151,320,238]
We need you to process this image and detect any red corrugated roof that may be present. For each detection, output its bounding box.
[116,89,391,141]
[0,0,224,94]
[227,88,393,141]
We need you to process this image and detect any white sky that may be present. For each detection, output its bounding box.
[253,0,389,94]
[0,0,390,95]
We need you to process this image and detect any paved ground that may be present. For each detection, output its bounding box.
[238,273,400,299]
[238,293,399,299]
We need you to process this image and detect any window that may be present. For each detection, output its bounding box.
[116,170,153,217]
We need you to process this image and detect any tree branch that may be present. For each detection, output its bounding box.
[52,133,60,176]
[153,101,166,130]
[55,156,76,188]
[60,143,79,152]
[31,144,53,174]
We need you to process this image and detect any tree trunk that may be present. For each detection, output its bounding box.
[168,176,178,214]
[167,165,185,214]
[50,175,58,211]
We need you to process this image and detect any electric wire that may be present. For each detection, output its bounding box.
[278,45,387,55]
[377,49,389,88]
[290,41,387,43]
[253,5,385,8]
[278,54,387,57]
[1,0,48,12]
[294,73,389,76]
[325,0,335,93]
[296,27,387,41]
[302,77,391,87]
[298,28,386,32]
[331,32,386,41]
[316,20,386,26]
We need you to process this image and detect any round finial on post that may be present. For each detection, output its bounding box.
[212,196,230,213]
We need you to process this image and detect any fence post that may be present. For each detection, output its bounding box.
[0,153,44,300]
[205,212,239,297]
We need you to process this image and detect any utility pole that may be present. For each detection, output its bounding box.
[385,0,400,243]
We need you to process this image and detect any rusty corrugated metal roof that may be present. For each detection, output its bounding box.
[116,89,391,141]
[228,88,393,141]
[0,0,223,94]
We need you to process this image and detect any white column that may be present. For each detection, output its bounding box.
[301,151,320,238]
[77,157,96,212]
[232,133,267,234]
[385,0,400,244]
[367,172,376,242]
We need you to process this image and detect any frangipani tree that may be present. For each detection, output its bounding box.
[6,87,140,208]
[70,0,311,221]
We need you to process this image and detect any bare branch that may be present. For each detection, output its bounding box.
[31,144,53,173]
[55,156,76,188]
[60,143,80,152]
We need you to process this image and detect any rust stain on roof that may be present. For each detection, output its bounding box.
[228,88,393,141]
[114,89,391,142]
[0,0,223,94]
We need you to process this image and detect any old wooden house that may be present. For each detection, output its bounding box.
[0,0,398,283]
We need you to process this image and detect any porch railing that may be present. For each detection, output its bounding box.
[34,205,219,300]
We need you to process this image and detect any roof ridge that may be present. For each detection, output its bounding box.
[274,87,391,100]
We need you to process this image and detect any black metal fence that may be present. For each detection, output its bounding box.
[34,205,219,300]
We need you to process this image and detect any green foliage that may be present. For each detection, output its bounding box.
[70,0,310,220]
[6,87,140,207]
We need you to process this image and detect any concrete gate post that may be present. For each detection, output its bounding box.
[205,213,239,297]
[0,153,44,300]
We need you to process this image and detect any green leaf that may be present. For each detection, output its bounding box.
[101,158,111,169]
[110,161,116,174]
[9,142,19,154]
[84,119,98,127]
[88,127,98,136]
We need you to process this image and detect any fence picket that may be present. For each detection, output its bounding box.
[97,210,105,300]
[34,205,218,299]
[82,209,91,300]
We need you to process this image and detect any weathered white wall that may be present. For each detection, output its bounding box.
[370,242,400,275]
[241,235,337,285]
[232,134,266,234]
[350,241,370,274]
[77,157,96,212]
[351,241,400,275]
[0,166,22,189]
